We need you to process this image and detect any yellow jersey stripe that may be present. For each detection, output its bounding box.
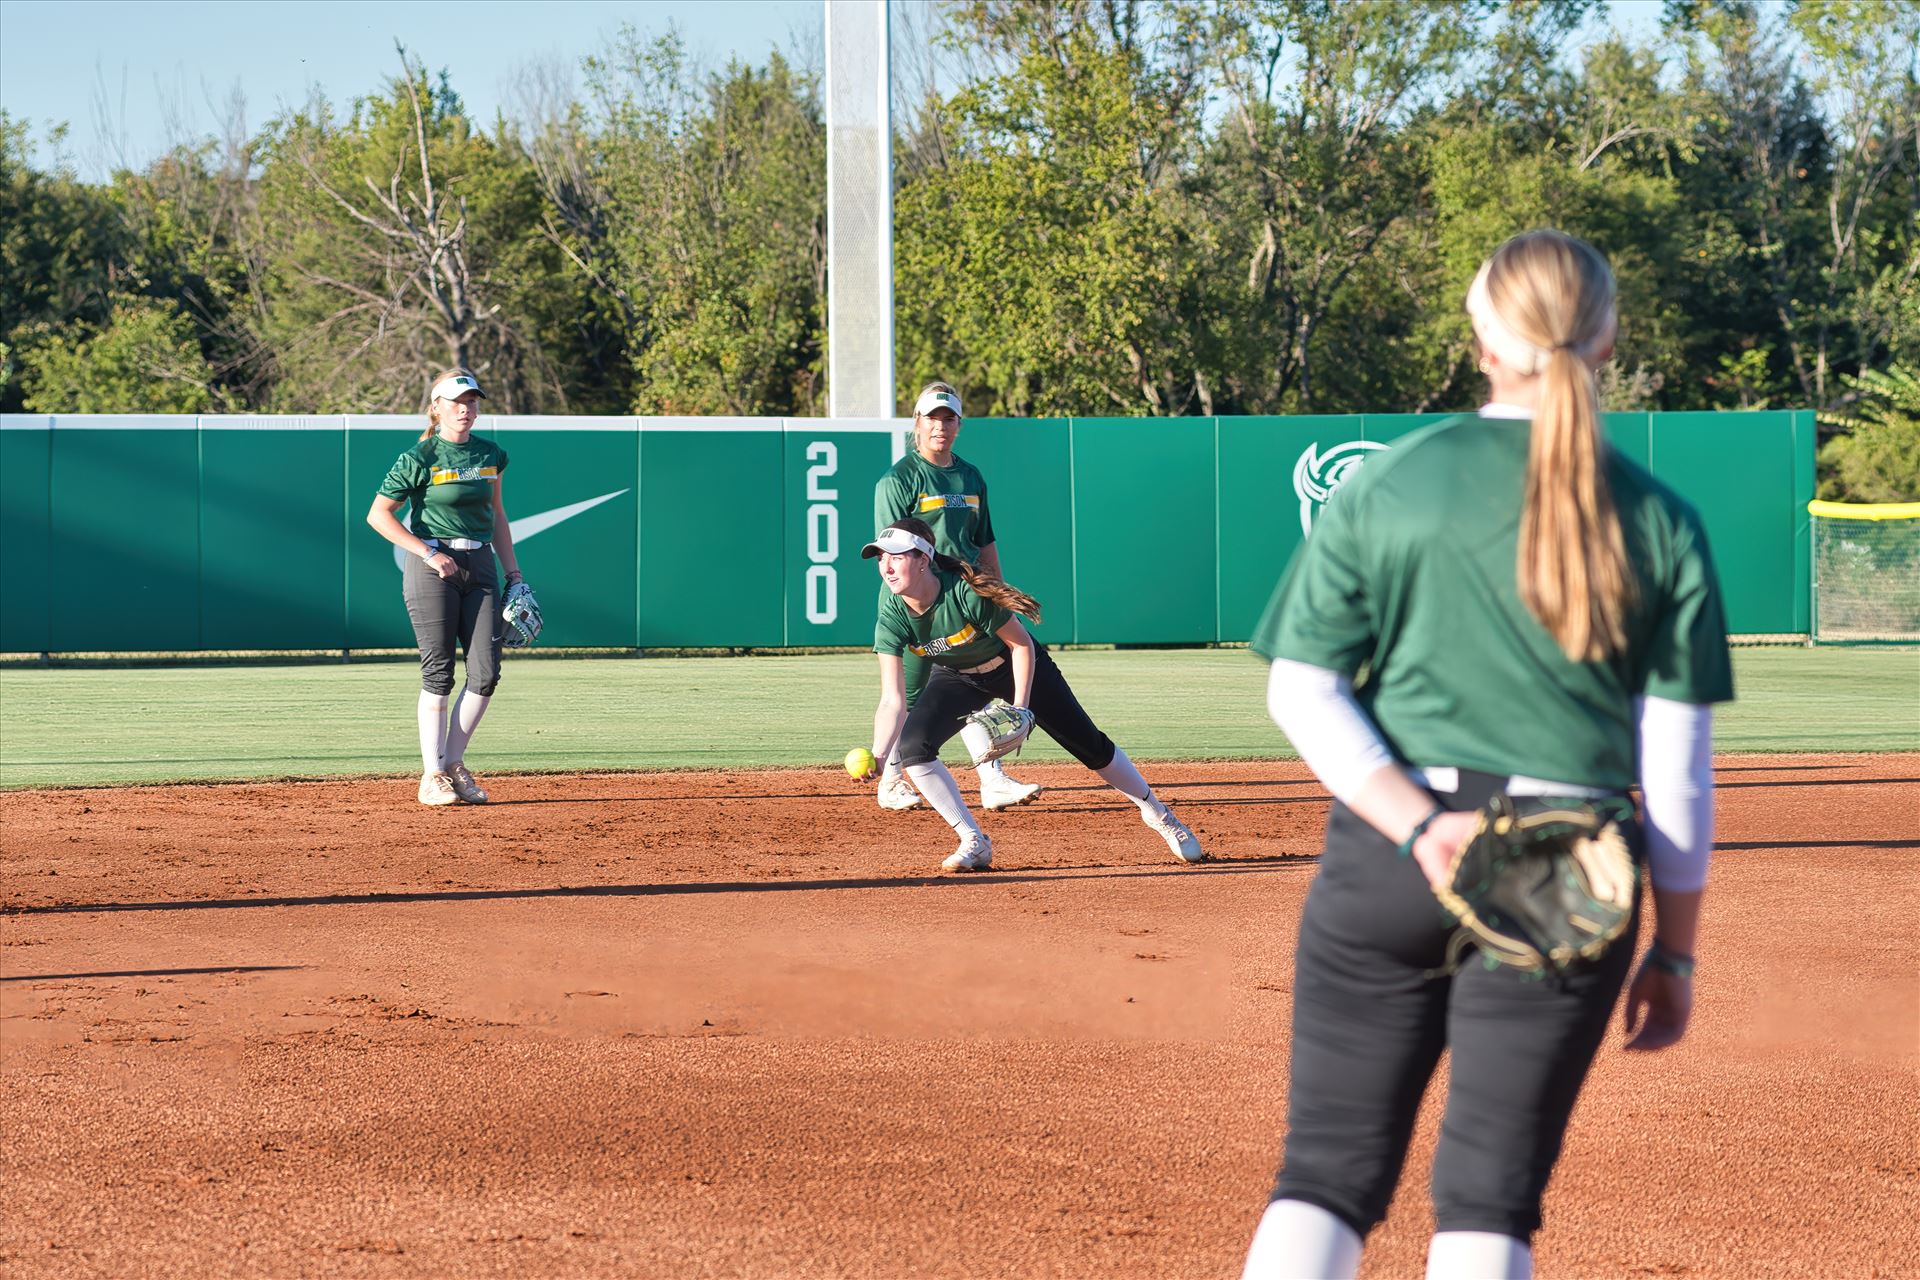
[908,623,978,657]
[429,466,500,485]
[916,493,980,513]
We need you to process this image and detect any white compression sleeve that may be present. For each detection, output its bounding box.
[417,691,448,774]
[1242,1199,1362,1280]
[1426,1231,1531,1280]
[442,690,491,765]
[1636,695,1715,892]
[1266,659,1396,805]
[903,762,981,836]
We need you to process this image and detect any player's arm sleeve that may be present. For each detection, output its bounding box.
[1636,695,1714,892]
[1266,658,1396,805]
[874,470,909,534]
[873,607,906,655]
[1639,509,1735,705]
[1248,487,1376,674]
[973,476,995,550]
[377,451,425,502]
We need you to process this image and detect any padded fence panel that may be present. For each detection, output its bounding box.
[0,411,1818,652]
[48,418,201,651]
[1603,412,1653,470]
[951,418,1078,643]
[1217,415,1367,643]
[486,419,638,648]
[638,425,786,648]
[199,417,347,649]
[0,419,52,653]
[1071,417,1216,644]
[1647,411,1805,634]
[344,417,429,650]
[782,425,898,648]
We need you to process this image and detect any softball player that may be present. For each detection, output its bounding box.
[1242,232,1733,1280]
[856,516,1203,872]
[365,369,526,806]
[870,382,1041,813]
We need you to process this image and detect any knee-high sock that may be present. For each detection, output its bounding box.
[1425,1232,1531,1280]
[417,691,449,774]
[1242,1199,1362,1280]
[1096,746,1163,816]
[882,743,905,782]
[442,689,491,765]
[903,762,981,837]
[976,757,1011,781]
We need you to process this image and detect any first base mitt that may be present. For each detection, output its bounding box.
[1433,794,1638,978]
[501,581,544,648]
[961,700,1034,765]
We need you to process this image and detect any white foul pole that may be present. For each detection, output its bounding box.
[824,0,896,437]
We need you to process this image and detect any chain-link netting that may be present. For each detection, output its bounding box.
[1811,503,1920,643]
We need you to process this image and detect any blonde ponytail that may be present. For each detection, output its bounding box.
[934,552,1044,624]
[1474,232,1633,662]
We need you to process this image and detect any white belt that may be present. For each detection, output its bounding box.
[956,655,1005,675]
[1408,766,1616,799]
[430,537,489,551]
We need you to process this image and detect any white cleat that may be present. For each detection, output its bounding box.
[941,829,994,873]
[980,773,1043,811]
[877,776,924,811]
[1145,805,1205,863]
[445,762,489,804]
[418,771,461,806]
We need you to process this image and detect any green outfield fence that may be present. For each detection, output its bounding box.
[0,411,1816,654]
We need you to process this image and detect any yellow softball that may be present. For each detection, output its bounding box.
[844,747,876,779]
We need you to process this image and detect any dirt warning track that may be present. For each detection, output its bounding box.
[2,755,1914,1278]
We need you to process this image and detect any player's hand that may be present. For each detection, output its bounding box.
[1623,961,1692,1052]
[1408,810,1478,890]
[426,551,458,579]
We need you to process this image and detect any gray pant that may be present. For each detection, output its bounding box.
[402,548,503,697]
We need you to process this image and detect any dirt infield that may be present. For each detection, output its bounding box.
[2,755,1914,1278]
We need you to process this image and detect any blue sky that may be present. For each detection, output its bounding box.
[3,0,1671,180]
[0,0,820,176]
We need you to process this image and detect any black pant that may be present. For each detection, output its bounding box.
[401,547,502,697]
[895,645,1115,771]
[1271,770,1642,1241]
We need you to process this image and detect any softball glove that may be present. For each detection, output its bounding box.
[502,581,544,648]
[961,700,1034,765]
[1433,794,1638,979]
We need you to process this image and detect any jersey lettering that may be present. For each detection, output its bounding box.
[429,465,500,485]
[916,492,979,513]
[910,623,978,657]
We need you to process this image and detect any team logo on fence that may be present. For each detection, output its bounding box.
[1293,441,1389,535]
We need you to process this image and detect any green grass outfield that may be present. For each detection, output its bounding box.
[0,647,1914,789]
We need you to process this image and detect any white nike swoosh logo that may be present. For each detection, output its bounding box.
[510,489,629,542]
[392,489,629,571]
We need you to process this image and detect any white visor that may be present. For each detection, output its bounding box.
[431,373,486,402]
[861,527,935,559]
[913,388,962,418]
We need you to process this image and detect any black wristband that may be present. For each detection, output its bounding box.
[1645,940,1696,978]
[1395,807,1445,859]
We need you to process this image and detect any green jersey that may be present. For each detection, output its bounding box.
[378,435,509,541]
[874,569,1010,670]
[874,451,995,563]
[1251,414,1733,789]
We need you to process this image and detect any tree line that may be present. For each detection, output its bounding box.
[1,0,1914,499]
